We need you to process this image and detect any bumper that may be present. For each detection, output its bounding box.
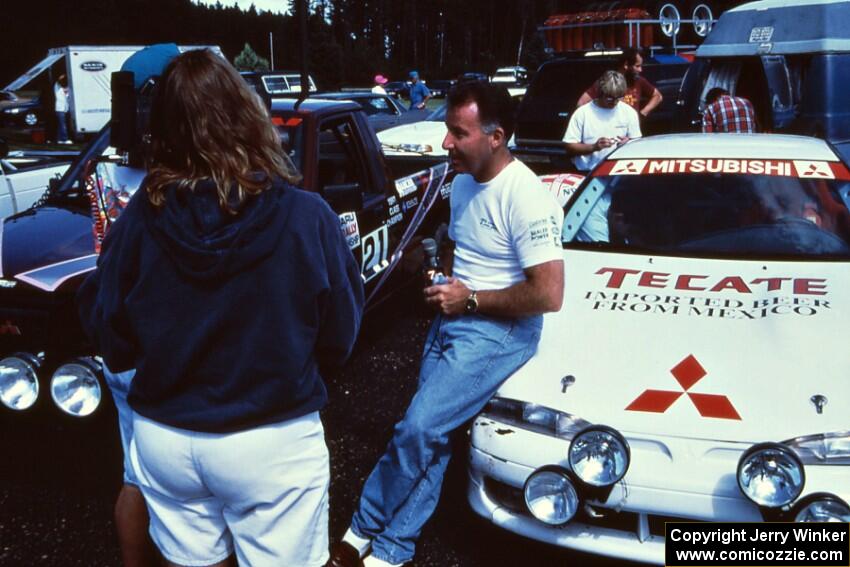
[468,456,665,564]
[468,416,850,564]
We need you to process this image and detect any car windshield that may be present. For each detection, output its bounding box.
[564,166,850,259]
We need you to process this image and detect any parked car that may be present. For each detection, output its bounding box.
[313,91,422,132]
[468,133,850,564]
[674,0,850,163]
[426,79,456,98]
[511,52,691,173]
[0,96,453,420]
[0,91,42,135]
[490,66,528,86]
[459,72,489,83]
[0,138,73,218]
[384,80,411,98]
[378,103,449,177]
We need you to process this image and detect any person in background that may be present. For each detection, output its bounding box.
[326,81,564,567]
[372,74,389,95]
[407,70,431,110]
[54,74,71,144]
[78,49,363,567]
[564,70,641,173]
[702,87,758,133]
[577,47,662,119]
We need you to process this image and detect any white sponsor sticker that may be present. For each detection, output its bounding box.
[793,160,835,179]
[361,226,389,282]
[395,177,417,198]
[609,159,648,175]
[339,212,360,249]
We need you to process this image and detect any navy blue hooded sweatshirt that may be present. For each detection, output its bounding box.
[77,177,364,432]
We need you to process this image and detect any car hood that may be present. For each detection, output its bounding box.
[1,205,95,291]
[497,249,849,443]
[378,121,447,156]
[0,96,37,111]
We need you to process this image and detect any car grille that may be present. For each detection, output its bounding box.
[483,476,694,537]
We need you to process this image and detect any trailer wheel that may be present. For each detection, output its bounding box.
[691,2,714,38]
[657,2,682,38]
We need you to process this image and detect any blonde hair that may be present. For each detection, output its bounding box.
[145,49,301,212]
[597,70,627,99]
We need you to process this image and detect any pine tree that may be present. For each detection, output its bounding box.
[233,42,270,71]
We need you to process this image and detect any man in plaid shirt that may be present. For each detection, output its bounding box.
[702,87,758,133]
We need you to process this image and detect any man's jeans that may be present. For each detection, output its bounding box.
[351,312,542,564]
[55,111,69,142]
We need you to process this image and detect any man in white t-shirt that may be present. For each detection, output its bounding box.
[54,74,71,144]
[563,70,641,172]
[328,82,564,567]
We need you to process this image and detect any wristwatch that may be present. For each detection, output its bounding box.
[465,290,479,314]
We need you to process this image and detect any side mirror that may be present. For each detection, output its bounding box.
[48,176,61,192]
[111,71,137,151]
[0,138,7,159]
[323,182,363,213]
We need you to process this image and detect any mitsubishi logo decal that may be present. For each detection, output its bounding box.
[625,355,741,420]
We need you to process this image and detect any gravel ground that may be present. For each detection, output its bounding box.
[0,293,631,567]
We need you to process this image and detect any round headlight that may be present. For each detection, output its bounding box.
[50,360,102,417]
[0,353,40,410]
[793,494,850,522]
[568,425,630,487]
[524,466,579,525]
[737,443,805,508]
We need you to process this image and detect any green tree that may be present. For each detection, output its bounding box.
[233,42,270,71]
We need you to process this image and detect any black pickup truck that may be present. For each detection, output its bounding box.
[0,97,454,420]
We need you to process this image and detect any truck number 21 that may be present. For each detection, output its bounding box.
[361,226,389,282]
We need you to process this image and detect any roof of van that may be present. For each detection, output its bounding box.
[697,0,850,57]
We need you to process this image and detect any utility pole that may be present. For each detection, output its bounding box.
[298,0,309,101]
[269,32,275,69]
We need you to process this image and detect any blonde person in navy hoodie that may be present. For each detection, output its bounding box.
[77,49,364,567]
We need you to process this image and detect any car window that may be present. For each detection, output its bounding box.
[317,117,373,200]
[358,96,396,116]
[261,76,290,94]
[565,169,850,258]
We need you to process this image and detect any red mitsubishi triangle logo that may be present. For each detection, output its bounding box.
[625,355,741,420]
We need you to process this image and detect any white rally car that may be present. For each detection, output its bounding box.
[469,134,850,564]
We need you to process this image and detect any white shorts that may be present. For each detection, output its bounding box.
[130,411,330,567]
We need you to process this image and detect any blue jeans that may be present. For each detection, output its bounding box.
[55,111,69,142]
[103,366,138,485]
[351,312,542,564]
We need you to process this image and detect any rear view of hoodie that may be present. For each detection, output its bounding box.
[77,177,364,433]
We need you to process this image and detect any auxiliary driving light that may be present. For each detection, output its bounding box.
[50,358,102,417]
[568,425,630,487]
[793,493,850,522]
[0,353,41,410]
[737,443,805,508]
[524,466,579,525]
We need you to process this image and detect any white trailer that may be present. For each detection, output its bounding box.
[4,45,221,139]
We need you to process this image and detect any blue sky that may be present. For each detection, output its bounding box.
[194,1,288,14]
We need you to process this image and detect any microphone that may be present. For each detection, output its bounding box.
[422,238,448,285]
